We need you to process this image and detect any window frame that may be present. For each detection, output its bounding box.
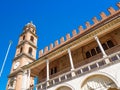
[30,36,34,42]
[28,47,33,56]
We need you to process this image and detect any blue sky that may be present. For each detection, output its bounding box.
[0,0,119,89]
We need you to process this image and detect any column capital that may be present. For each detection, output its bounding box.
[94,35,98,40]
[68,48,71,54]
[46,59,49,63]
[68,48,70,51]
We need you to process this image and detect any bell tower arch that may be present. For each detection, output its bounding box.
[6,21,38,90]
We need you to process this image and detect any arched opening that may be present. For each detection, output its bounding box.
[20,47,23,53]
[86,51,91,58]
[91,48,96,56]
[32,29,35,33]
[28,47,33,56]
[81,75,118,90]
[23,35,25,40]
[30,36,34,42]
[8,78,16,89]
[107,40,114,48]
[56,86,72,90]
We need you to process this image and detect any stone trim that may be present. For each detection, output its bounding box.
[17,40,37,49]
[39,4,120,58]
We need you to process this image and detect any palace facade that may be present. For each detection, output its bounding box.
[7,2,120,90]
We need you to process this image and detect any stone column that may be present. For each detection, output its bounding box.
[27,69,31,89]
[94,35,110,63]
[46,60,49,81]
[68,48,75,76]
[46,60,50,87]
[21,70,28,90]
[14,73,23,90]
[68,48,75,70]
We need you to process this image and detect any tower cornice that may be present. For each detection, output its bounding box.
[20,30,38,38]
[8,68,23,78]
[17,40,37,49]
[13,53,36,62]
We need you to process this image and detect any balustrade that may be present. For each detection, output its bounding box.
[35,51,120,90]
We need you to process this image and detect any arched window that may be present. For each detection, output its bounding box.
[9,79,14,87]
[102,43,108,50]
[50,68,53,75]
[86,51,91,58]
[96,46,101,53]
[23,35,25,40]
[107,40,114,48]
[32,29,34,33]
[28,47,33,56]
[20,47,23,53]
[91,49,96,56]
[30,36,34,42]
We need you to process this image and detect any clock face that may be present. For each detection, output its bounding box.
[13,62,20,69]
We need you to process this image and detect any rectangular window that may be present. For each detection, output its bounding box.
[50,67,57,75]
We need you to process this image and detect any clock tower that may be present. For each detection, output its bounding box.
[6,22,38,90]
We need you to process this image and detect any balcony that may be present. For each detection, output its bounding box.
[26,44,120,90]
[35,51,120,89]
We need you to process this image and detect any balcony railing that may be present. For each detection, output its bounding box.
[75,44,120,68]
[26,45,120,90]
[38,45,120,83]
[34,51,120,90]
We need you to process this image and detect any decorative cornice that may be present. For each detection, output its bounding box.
[20,30,38,38]
[39,12,120,58]
[13,53,36,61]
[39,2,120,58]
[23,14,120,70]
[8,68,23,78]
[17,40,37,49]
[22,2,120,70]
